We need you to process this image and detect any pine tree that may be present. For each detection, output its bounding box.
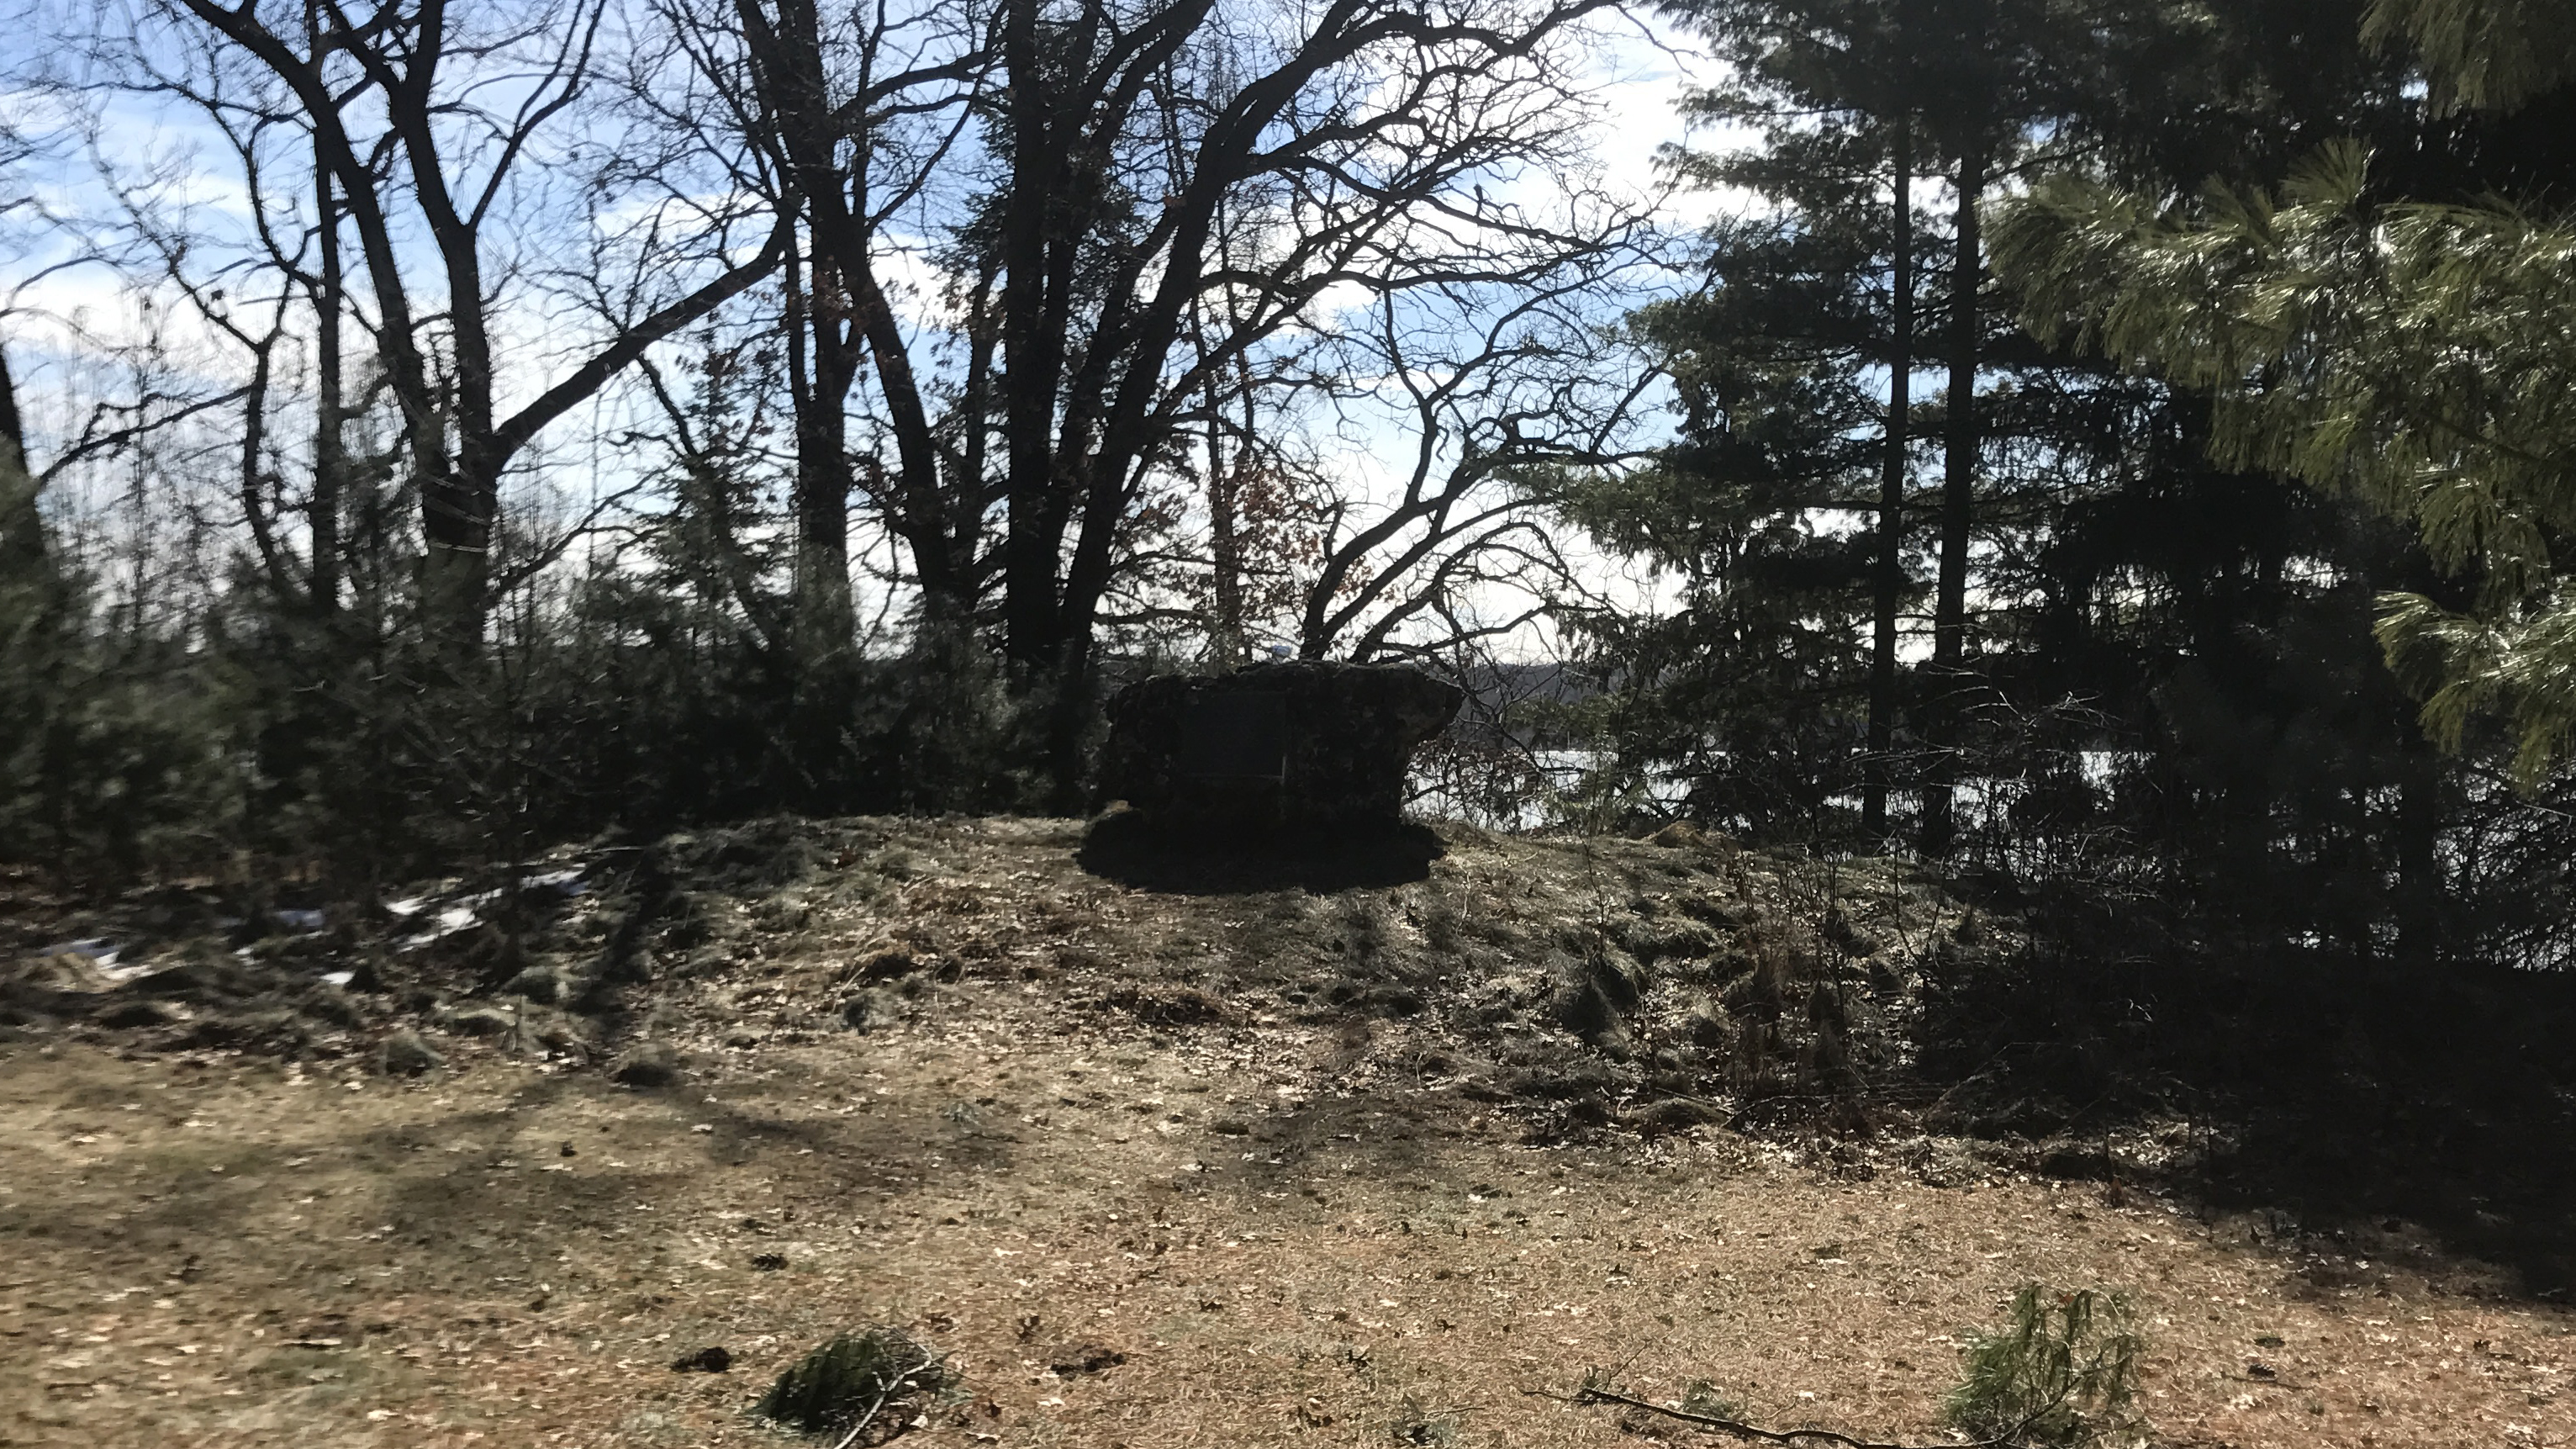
[1562,41,1918,838]
[1992,0,2576,777]
[1594,0,2077,842]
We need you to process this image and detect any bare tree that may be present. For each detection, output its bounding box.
[1290,230,1660,665]
[702,0,1641,796]
[995,1,1641,790]
[0,307,267,585]
[720,0,994,652]
[149,0,794,647]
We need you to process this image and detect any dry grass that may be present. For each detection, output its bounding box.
[2,817,2570,1448]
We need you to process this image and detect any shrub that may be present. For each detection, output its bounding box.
[757,1326,953,1444]
[1389,1393,1457,1445]
[1945,1285,2147,1448]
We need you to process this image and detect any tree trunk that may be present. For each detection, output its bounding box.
[1924,141,1983,856]
[428,178,501,653]
[0,341,40,582]
[1864,119,1913,841]
[1048,455,1129,811]
[736,0,932,651]
[306,0,342,616]
[310,160,345,614]
[946,256,1001,618]
[783,236,858,659]
[1206,415,1246,669]
[1196,288,1253,669]
[420,469,496,653]
[2394,719,2444,962]
[238,335,293,598]
[1000,0,1064,675]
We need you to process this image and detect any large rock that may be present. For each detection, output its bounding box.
[377,1029,444,1076]
[1097,661,1463,835]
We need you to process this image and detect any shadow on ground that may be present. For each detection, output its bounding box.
[1074,812,1445,894]
[1913,898,2576,1299]
[0,1053,1013,1325]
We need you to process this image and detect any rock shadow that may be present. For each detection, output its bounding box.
[1074,811,1445,895]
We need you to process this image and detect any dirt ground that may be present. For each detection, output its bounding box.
[3,817,2570,1448]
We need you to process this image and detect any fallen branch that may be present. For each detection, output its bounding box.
[1539,1385,1936,1449]
[1540,1372,2073,1449]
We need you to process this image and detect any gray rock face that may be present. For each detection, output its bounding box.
[1097,661,1463,835]
[377,1029,444,1076]
[610,1041,680,1087]
[500,965,567,1003]
[442,1005,516,1037]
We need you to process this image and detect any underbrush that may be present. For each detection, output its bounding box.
[1913,873,2576,1294]
[9,809,2575,1300]
[0,815,1982,1148]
